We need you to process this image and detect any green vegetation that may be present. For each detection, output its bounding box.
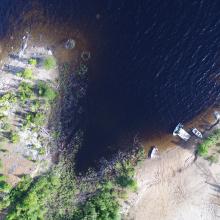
[73,181,120,220]
[0,52,63,218]
[23,112,45,128]
[18,82,35,101]
[115,160,137,192]
[17,68,33,79]
[0,174,60,219]
[37,81,57,102]
[0,161,11,195]
[197,129,220,156]
[0,55,146,220]
[28,58,37,66]
[0,151,142,220]
[30,100,41,112]
[43,56,56,70]
[0,93,17,104]
[9,131,20,144]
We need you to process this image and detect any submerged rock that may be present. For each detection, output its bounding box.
[65,39,76,49]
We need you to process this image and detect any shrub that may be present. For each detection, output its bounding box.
[23,68,33,79]
[38,147,46,155]
[0,93,17,104]
[24,112,45,128]
[28,58,37,66]
[115,160,137,191]
[43,56,56,70]
[197,129,220,157]
[30,100,41,112]
[17,68,33,79]
[37,81,57,102]
[73,182,120,220]
[0,180,11,193]
[9,132,20,144]
[18,82,35,101]
[197,143,209,156]
[2,174,61,219]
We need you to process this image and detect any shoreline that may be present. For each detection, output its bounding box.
[123,116,220,219]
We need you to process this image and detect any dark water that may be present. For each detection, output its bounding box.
[1,1,220,170]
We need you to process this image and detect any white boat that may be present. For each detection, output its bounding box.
[148,146,159,159]
[173,123,183,136]
[173,123,191,141]
[192,128,203,139]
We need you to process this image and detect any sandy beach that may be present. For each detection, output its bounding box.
[123,124,220,220]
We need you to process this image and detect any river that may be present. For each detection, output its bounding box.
[1,0,220,171]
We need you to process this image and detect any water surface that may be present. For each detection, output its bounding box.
[1,1,220,171]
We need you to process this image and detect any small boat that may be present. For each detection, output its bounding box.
[173,123,183,136]
[173,123,191,141]
[148,146,159,159]
[192,128,203,139]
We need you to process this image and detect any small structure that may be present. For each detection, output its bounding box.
[192,128,203,139]
[173,123,191,141]
[148,146,159,159]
